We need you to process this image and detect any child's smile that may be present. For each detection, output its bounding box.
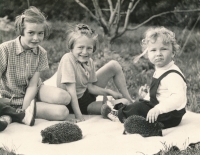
[71,36,94,63]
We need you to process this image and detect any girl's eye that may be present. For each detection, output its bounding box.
[78,46,84,49]
[150,49,156,52]
[88,47,93,50]
[39,32,44,35]
[28,32,34,35]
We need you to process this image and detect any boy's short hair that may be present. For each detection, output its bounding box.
[15,6,51,39]
[67,24,98,52]
[141,27,180,55]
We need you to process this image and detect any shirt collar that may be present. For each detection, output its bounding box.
[155,61,174,71]
[15,36,38,55]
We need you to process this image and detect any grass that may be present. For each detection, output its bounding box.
[1,142,200,155]
[154,142,200,155]
[0,144,22,155]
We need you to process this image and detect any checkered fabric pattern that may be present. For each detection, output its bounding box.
[0,36,49,106]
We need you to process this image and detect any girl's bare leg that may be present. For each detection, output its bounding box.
[88,60,133,115]
[37,85,71,105]
[94,60,133,102]
[36,102,69,121]
[87,101,103,115]
[36,85,71,120]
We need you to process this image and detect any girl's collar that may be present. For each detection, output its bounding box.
[16,36,38,55]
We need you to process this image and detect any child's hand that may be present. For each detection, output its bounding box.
[146,107,161,123]
[69,118,84,123]
[75,114,85,123]
[138,84,149,99]
[109,90,123,99]
[16,108,24,113]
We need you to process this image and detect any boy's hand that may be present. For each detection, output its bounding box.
[16,108,24,113]
[138,84,149,99]
[146,107,161,123]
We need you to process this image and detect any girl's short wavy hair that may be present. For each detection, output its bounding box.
[141,27,180,55]
[15,6,51,39]
[67,24,98,52]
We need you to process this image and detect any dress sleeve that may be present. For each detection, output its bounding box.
[36,46,49,72]
[0,44,8,76]
[60,55,76,83]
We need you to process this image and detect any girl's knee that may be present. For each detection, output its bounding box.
[36,103,69,121]
[108,60,122,72]
[56,90,71,104]
[54,107,69,120]
[108,60,121,67]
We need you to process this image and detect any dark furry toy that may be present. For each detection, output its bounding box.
[41,122,82,144]
[124,115,164,137]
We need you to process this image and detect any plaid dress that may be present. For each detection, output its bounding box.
[0,36,49,106]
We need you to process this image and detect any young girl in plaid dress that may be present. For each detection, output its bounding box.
[0,6,71,131]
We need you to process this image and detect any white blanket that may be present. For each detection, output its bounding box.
[1,74,200,155]
[0,109,200,155]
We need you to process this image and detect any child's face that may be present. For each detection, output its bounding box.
[71,36,94,63]
[147,37,174,68]
[21,22,45,50]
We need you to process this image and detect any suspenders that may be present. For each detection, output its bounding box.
[158,70,186,83]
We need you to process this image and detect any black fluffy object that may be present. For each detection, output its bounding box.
[41,122,82,144]
[124,115,164,137]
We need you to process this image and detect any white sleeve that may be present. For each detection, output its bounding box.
[155,73,187,113]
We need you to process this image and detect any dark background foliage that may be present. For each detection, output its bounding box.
[0,0,200,29]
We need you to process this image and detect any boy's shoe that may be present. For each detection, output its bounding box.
[0,115,11,132]
[0,120,8,131]
[22,99,36,126]
[107,111,120,122]
[101,104,111,118]
[0,115,12,124]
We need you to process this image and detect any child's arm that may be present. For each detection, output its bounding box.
[22,72,40,110]
[65,83,85,122]
[88,83,123,99]
[155,73,186,113]
[146,73,186,123]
